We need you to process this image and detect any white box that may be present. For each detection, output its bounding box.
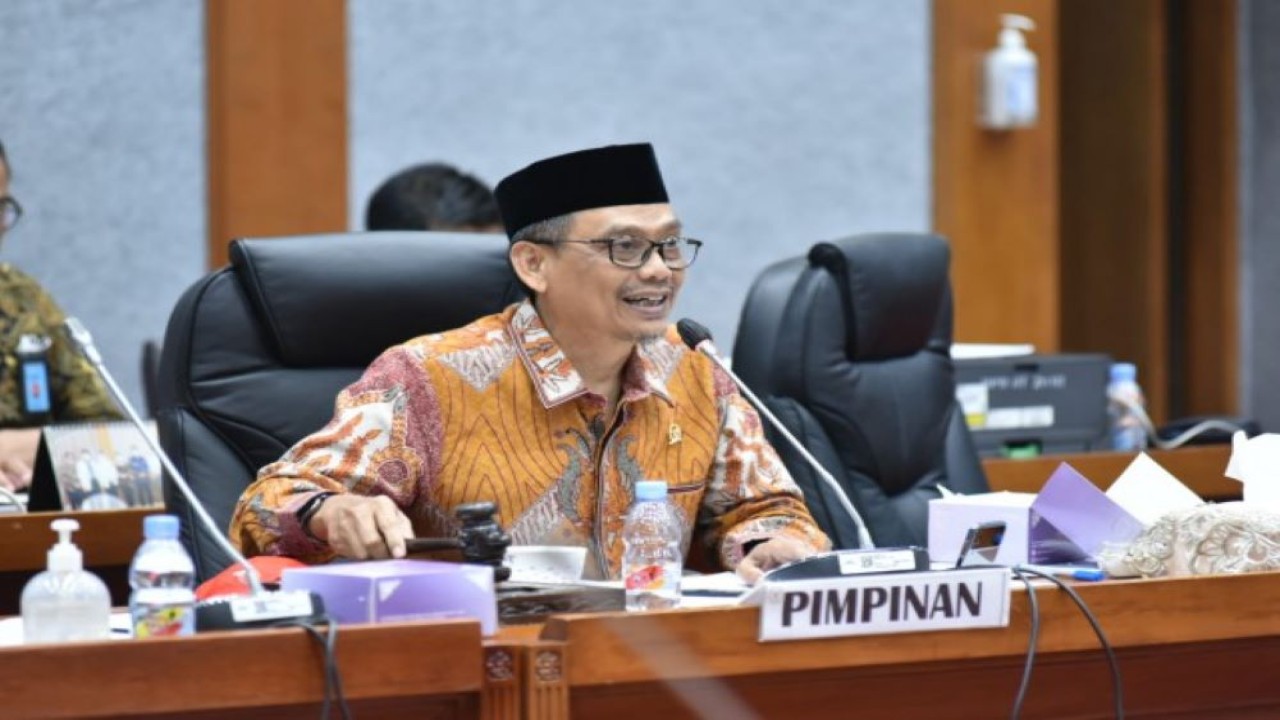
[928,492,1036,566]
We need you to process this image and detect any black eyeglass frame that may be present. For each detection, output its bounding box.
[526,236,702,270]
[0,196,22,234]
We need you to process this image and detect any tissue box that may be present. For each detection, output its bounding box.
[929,492,1040,566]
[281,560,497,634]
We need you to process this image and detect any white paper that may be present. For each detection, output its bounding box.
[678,572,751,608]
[1226,431,1280,510]
[682,571,749,594]
[0,612,133,647]
[951,343,1036,360]
[1105,453,1204,526]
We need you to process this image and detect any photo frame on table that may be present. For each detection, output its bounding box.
[27,420,163,512]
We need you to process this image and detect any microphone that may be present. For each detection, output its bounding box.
[675,318,879,550]
[63,317,322,629]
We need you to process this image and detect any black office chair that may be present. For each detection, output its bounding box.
[155,232,523,581]
[732,232,988,549]
[141,339,161,419]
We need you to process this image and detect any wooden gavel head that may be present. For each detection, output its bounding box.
[403,502,513,582]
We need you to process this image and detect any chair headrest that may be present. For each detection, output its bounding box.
[230,231,523,367]
[807,233,949,361]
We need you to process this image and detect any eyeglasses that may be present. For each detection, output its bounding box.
[530,236,702,270]
[0,196,21,234]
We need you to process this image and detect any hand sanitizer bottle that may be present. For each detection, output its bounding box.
[981,14,1038,129]
[21,518,111,643]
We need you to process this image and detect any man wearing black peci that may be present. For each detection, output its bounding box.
[231,143,830,583]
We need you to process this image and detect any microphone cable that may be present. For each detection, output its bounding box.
[1114,395,1248,450]
[1009,568,1041,719]
[1010,567,1125,719]
[270,613,351,720]
[0,485,26,512]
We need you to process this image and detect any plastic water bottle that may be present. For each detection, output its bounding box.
[21,518,111,643]
[129,514,196,637]
[622,480,683,611]
[1107,362,1148,451]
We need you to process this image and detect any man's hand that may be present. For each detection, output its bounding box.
[0,428,40,492]
[735,536,814,585]
[0,457,32,492]
[309,494,414,560]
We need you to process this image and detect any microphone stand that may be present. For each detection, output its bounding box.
[64,318,320,627]
[698,342,877,550]
[677,319,932,580]
[677,322,876,549]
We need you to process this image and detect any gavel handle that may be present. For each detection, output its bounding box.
[406,537,464,553]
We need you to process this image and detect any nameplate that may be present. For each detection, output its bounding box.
[757,566,1010,642]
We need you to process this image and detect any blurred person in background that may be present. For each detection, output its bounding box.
[364,161,502,232]
[0,138,118,491]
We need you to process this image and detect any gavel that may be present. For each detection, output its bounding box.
[406,501,512,582]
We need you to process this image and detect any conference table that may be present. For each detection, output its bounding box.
[0,619,489,718]
[2,444,1265,718]
[514,571,1280,719]
[0,444,1236,617]
[2,569,1278,719]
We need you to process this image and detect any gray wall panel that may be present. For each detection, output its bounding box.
[1240,0,1280,430]
[0,0,205,412]
[350,1,931,351]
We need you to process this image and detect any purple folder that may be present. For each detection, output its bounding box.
[1029,463,1146,563]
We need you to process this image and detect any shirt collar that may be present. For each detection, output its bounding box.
[508,300,677,409]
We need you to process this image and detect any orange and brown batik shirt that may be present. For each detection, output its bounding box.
[229,300,829,579]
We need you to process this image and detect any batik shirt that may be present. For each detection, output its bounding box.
[0,263,118,427]
[230,300,829,578]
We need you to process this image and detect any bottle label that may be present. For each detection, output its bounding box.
[1005,64,1037,122]
[133,604,194,638]
[624,564,668,591]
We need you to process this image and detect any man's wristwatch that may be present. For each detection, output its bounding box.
[296,491,338,538]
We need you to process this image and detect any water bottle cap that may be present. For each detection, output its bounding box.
[635,480,668,501]
[1110,362,1138,383]
[143,514,181,540]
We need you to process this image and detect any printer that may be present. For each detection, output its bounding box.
[954,353,1112,458]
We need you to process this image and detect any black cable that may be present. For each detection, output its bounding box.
[1015,568,1125,719]
[1115,394,1248,450]
[296,623,334,720]
[1009,568,1041,719]
[271,614,352,720]
[309,618,351,720]
[323,617,352,720]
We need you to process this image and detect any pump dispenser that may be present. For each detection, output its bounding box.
[21,519,111,643]
[981,14,1038,129]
